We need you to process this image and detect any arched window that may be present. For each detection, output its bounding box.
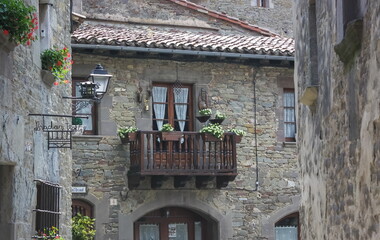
[275,212,300,240]
[72,199,94,218]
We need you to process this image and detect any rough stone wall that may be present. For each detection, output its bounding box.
[75,0,266,36]
[72,54,298,239]
[0,0,72,239]
[294,0,380,239]
[188,0,293,37]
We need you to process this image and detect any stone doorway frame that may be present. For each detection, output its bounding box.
[118,191,233,240]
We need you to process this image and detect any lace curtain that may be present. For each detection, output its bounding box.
[152,86,168,131]
[174,88,189,132]
[284,91,295,138]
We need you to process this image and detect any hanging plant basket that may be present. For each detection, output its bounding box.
[196,115,211,123]
[120,132,138,144]
[201,133,223,142]
[159,131,183,141]
[209,118,224,125]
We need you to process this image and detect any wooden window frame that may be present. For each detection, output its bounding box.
[72,78,98,135]
[152,83,193,132]
[283,88,296,142]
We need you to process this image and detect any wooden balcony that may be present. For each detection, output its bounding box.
[127,131,238,189]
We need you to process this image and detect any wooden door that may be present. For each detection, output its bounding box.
[72,199,93,218]
[134,207,207,240]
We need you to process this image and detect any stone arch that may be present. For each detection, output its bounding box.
[261,195,301,240]
[118,191,233,240]
[72,193,109,240]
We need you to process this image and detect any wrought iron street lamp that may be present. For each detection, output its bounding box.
[85,64,112,99]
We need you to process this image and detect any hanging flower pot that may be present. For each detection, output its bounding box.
[0,0,38,46]
[41,47,72,85]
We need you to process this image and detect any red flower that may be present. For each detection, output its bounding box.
[67,53,71,57]
[54,82,59,86]
[71,60,74,64]
[56,61,62,66]
[63,80,69,84]
[63,47,67,51]
[3,30,9,35]
[26,40,31,46]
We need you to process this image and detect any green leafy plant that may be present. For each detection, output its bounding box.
[199,108,212,116]
[72,213,96,240]
[228,128,247,136]
[160,123,174,132]
[33,226,65,240]
[117,126,138,138]
[0,0,38,45]
[41,47,73,85]
[215,110,226,120]
[72,117,83,125]
[200,123,224,139]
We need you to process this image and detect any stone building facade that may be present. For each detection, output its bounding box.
[186,0,294,37]
[70,0,299,239]
[0,0,72,239]
[294,0,380,239]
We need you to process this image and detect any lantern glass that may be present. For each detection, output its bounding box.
[88,74,112,95]
[87,64,112,98]
[80,81,97,99]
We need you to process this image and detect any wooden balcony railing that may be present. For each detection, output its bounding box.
[127,131,238,189]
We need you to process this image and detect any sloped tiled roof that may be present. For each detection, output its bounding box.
[72,24,294,56]
[166,0,278,36]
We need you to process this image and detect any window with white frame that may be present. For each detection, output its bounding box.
[283,89,296,142]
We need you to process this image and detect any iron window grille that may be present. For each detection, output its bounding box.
[34,179,62,233]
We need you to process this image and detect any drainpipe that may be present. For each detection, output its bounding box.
[71,44,295,61]
[253,76,259,191]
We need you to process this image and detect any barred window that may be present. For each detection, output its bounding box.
[34,179,61,232]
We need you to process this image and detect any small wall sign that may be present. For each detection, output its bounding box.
[72,186,87,193]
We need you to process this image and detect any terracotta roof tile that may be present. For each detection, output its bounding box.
[72,24,294,56]
[166,0,278,36]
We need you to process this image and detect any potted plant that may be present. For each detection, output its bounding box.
[0,0,38,51]
[209,110,226,124]
[72,213,96,240]
[117,126,139,143]
[41,47,73,85]
[71,117,86,135]
[196,108,212,123]
[227,128,247,143]
[159,123,183,141]
[200,123,224,141]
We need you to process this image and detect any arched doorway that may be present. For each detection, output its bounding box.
[134,207,210,240]
[72,199,94,218]
[275,212,300,240]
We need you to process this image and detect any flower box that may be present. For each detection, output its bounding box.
[235,135,242,143]
[201,133,223,142]
[120,132,138,144]
[159,131,183,141]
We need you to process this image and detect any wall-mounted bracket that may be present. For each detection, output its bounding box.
[28,113,89,149]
